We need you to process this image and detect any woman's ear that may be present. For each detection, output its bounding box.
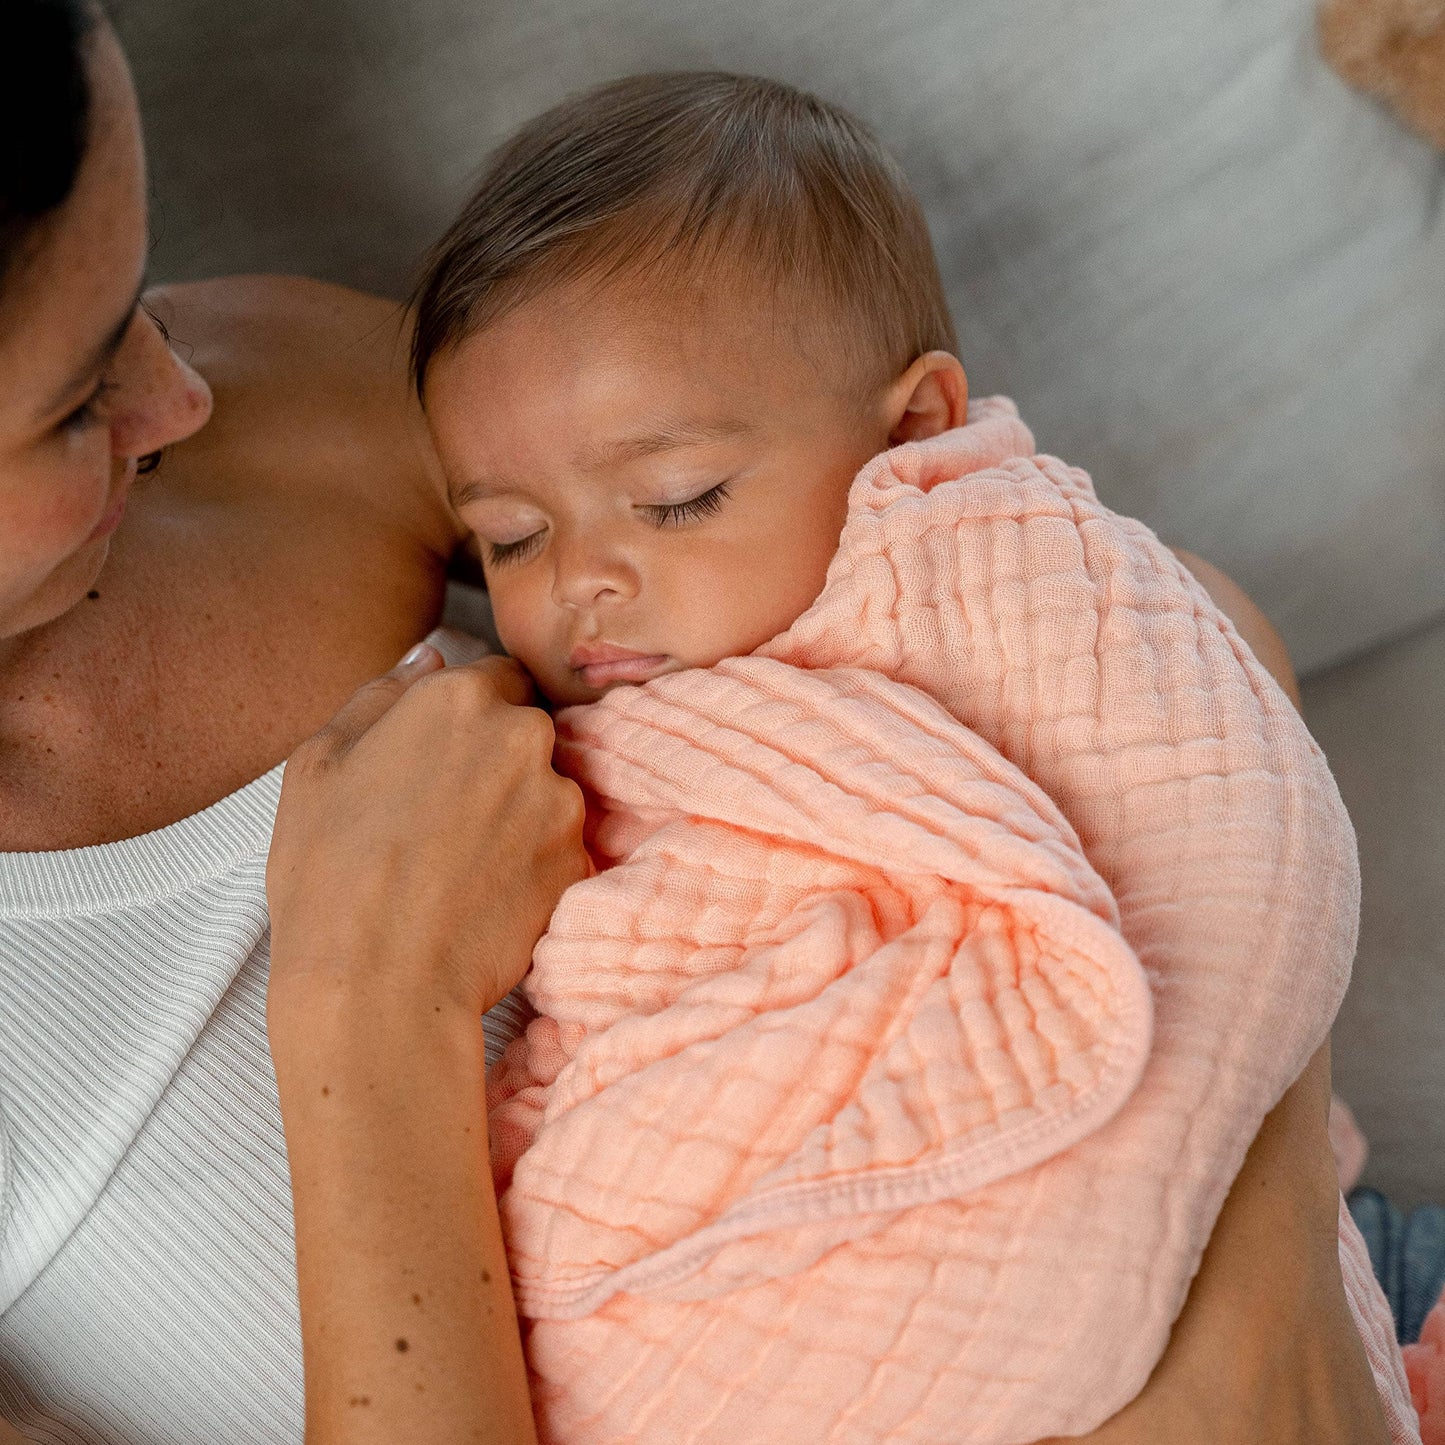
[885,352,969,446]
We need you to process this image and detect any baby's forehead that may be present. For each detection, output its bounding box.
[574,413,761,469]
[430,261,878,503]
[507,264,857,403]
[613,260,881,397]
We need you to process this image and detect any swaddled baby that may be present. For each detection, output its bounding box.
[413,73,1414,1445]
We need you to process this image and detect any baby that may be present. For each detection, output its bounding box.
[416,75,964,711]
[412,74,1402,1445]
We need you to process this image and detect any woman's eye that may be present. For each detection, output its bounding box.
[487,530,546,567]
[641,480,732,528]
[59,379,118,436]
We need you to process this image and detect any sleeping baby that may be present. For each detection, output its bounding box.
[412,72,1409,1445]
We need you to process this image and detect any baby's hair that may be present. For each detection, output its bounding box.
[410,71,957,399]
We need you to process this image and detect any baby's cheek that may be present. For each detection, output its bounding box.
[751,545,836,641]
[485,579,567,688]
[680,557,819,663]
[486,592,533,664]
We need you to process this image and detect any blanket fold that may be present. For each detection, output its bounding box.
[489,397,1416,1444]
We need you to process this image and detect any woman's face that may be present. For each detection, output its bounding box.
[0,23,212,645]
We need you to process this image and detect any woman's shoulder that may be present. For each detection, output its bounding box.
[144,276,460,552]
[146,275,409,416]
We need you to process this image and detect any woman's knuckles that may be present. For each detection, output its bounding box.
[500,704,557,754]
[554,778,586,836]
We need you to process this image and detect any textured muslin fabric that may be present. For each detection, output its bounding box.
[490,399,1417,1444]
[1333,1094,1370,1191]
[0,629,531,1445]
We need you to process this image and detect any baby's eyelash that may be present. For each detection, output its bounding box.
[641,481,732,528]
[487,531,546,568]
[484,480,733,567]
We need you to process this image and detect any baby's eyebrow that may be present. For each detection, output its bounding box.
[449,418,756,510]
[581,417,755,469]
[450,477,514,510]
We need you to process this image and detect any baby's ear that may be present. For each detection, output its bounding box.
[886,352,969,446]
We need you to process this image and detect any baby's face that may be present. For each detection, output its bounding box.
[425,272,891,706]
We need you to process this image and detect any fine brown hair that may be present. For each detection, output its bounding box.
[410,71,957,399]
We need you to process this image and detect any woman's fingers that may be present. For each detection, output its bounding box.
[305,642,447,758]
[472,653,536,707]
[267,643,586,1023]
[299,644,533,757]
[291,648,535,773]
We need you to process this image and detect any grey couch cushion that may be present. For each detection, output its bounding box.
[118,0,1445,674]
[1304,614,1445,1206]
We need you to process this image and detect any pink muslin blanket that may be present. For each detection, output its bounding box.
[489,398,1418,1444]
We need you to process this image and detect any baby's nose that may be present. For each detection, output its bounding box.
[550,539,637,610]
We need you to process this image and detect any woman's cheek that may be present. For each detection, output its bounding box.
[9,457,109,559]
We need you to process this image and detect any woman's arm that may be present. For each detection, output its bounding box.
[274,997,527,1445]
[1045,1041,1389,1445]
[1044,553,1388,1445]
[267,647,587,1445]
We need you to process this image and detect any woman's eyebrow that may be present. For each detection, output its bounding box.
[40,278,147,420]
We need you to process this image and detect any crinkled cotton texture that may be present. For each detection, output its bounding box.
[489,398,1417,1444]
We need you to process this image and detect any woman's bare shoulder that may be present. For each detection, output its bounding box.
[144,276,460,551]
[146,275,410,410]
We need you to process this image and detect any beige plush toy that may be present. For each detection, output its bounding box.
[1321,0,1445,148]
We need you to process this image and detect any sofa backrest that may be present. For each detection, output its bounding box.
[118,0,1445,674]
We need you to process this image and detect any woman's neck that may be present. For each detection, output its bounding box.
[0,495,444,851]
[0,278,461,852]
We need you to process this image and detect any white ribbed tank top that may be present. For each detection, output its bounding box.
[0,629,531,1444]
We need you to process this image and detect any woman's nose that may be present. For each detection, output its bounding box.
[550,533,638,611]
[107,312,214,461]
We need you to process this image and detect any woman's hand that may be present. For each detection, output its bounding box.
[265,644,586,1445]
[266,643,588,1020]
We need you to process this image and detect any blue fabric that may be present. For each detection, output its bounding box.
[1350,1188,1445,1345]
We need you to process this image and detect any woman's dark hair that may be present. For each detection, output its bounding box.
[1,0,99,295]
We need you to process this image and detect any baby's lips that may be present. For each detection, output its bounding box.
[568,640,662,670]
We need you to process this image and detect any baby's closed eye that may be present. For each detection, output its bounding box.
[637,479,732,528]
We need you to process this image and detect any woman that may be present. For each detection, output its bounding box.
[0,3,1399,1442]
